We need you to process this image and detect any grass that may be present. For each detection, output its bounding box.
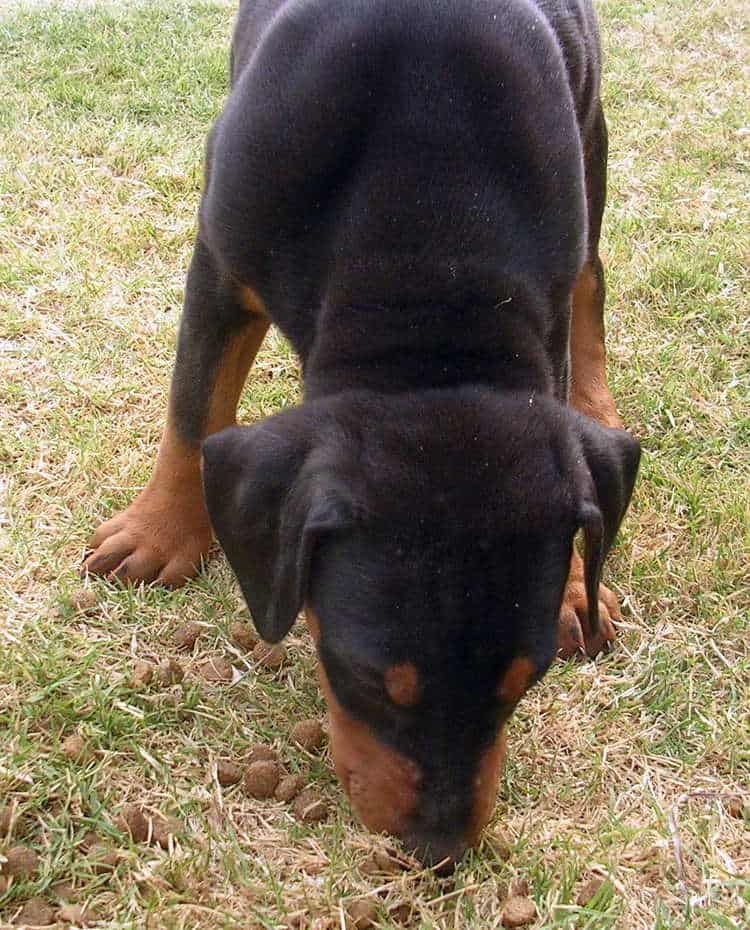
[0,0,748,927]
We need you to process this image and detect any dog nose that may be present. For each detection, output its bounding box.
[406,835,468,874]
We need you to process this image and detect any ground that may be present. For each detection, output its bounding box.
[0,1,748,928]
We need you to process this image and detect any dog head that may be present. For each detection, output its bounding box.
[202,388,639,866]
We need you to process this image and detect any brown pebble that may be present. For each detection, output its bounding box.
[501,895,537,928]
[151,814,182,849]
[291,719,324,752]
[252,641,286,669]
[14,897,55,926]
[199,655,234,683]
[173,621,202,651]
[727,796,747,819]
[68,589,98,615]
[577,876,605,907]
[293,789,328,823]
[115,804,149,843]
[389,902,413,924]
[155,658,184,686]
[230,621,258,652]
[347,898,378,929]
[2,845,39,878]
[274,773,306,802]
[243,761,280,799]
[62,733,89,763]
[217,759,243,787]
[130,660,154,688]
[246,744,279,766]
[57,903,97,926]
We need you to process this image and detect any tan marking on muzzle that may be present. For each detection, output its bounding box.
[305,610,420,836]
[497,656,535,704]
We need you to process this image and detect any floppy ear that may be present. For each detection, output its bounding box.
[568,412,641,636]
[201,408,352,643]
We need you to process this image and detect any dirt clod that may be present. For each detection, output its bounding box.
[199,655,234,683]
[51,881,77,901]
[291,719,324,752]
[217,760,243,787]
[2,845,39,878]
[510,878,530,897]
[88,847,121,874]
[364,846,412,875]
[577,876,605,906]
[252,641,286,669]
[14,897,55,926]
[61,733,89,763]
[155,658,184,686]
[347,898,378,929]
[173,622,202,651]
[130,660,154,688]
[68,589,98,615]
[501,895,537,928]
[243,761,280,799]
[57,903,97,926]
[487,830,512,861]
[230,621,258,652]
[293,789,328,823]
[115,804,149,843]
[275,773,306,802]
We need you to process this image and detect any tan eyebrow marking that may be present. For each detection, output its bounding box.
[497,656,535,704]
[384,662,421,707]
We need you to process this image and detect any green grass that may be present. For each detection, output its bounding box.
[1,1,748,928]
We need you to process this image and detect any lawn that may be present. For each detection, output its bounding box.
[0,1,748,928]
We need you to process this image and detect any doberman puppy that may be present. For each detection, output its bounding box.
[84,0,640,866]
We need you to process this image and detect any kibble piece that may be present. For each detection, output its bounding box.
[2,845,39,878]
[243,761,280,799]
[293,789,329,823]
[510,878,530,897]
[88,846,121,874]
[246,744,279,765]
[253,641,286,669]
[274,773,306,802]
[173,622,202,651]
[57,903,97,927]
[230,621,258,652]
[130,660,154,688]
[14,897,55,926]
[727,796,747,819]
[217,760,243,787]
[151,814,182,849]
[68,589,98,615]
[501,895,537,928]
[347,898,378,929]
[291,719,324,752]
[51,881,77,901]
[116,804,149,843]
[389,903,413,925]
[0,805,13,836]
[369,847,410,874]
[62,733,89,763]
[577,877,605,907]
[199,655,234,683]
[155,658,184,686]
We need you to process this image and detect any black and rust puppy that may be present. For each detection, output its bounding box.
[84,0,640,865]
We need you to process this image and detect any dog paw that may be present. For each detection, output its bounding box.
[82,486,212,588]
[557,577,620,659]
